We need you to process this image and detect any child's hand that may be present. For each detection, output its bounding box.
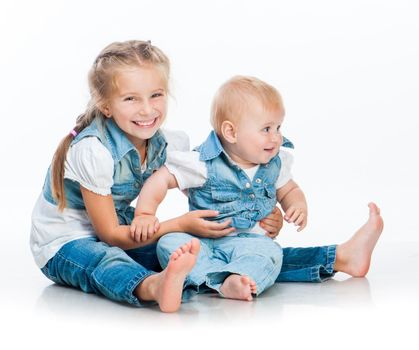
[260,206,284,239]
[130,214,160,242]
[284,206,307,232]
[178,210,236,238]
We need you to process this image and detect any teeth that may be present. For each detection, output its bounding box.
[134,118,156,126]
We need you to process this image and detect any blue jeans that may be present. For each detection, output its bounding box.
[41,236,336,306]
[278,245,336,282]
[157,233,283,297]
[41,237,161,306]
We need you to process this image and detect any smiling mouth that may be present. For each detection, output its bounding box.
[133,117,158,128]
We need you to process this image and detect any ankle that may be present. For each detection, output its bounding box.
[334,244,369,277]
[333,244,346,272]
[135,274,158,301]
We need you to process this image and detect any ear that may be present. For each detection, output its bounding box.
[220,120,237,144]
[99,103,112,118]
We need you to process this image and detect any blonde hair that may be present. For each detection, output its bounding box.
[210,75,284,135]
[51,40,170,211]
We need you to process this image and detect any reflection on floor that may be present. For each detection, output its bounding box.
[35,275,375,321]
[2,242,418,347]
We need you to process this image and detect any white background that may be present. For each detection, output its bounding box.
[0,0,418,348]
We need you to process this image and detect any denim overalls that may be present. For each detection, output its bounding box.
[40,117,167,306]
[188,130,293,228]
[157,131,337,299]
[157,132,310,297]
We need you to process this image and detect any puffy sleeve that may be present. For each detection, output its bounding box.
[64,137,114,195]
[165,150,207,190]
[275,149,294,189]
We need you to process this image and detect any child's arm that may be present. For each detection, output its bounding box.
[276,179,308,232]
[81,185,234,250]
[81,186,176,249]
[130,166,179,242]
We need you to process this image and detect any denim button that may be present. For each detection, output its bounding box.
[245,182,251,188]
[134,182,140,188]
[249,194,255,199]
[255,178,262,183]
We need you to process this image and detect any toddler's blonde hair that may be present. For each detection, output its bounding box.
[210,75,284,135]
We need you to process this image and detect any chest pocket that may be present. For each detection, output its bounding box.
[263,183,276,199]
[210,182,241,202]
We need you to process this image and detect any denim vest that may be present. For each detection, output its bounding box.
[188,131,294,229]
[42,117,167,224]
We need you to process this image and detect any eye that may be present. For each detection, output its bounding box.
[124,96,136,102]
[276,125,281,132]
[262,126,270,133]
[151,92,164,98]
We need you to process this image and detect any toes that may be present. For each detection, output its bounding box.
[170,251,180,261]
[180,242,191,254]
[249,279,257,293]
[368,202,380,215]
[190,238,201,255]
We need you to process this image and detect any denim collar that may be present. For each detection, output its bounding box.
[196,130,294,162]
[73,117,167,164]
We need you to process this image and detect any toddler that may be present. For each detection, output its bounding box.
[131,76,308,301]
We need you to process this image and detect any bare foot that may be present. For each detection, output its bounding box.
[250,280,257,295]
[135,238,200,312]
[220,274,256,301]
[335,202,384,277]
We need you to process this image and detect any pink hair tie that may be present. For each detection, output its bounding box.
[70,129,78,137]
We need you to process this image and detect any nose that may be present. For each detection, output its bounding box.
[139,100,152,116]
[271,132,282,144]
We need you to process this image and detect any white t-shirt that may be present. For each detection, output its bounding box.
[165,149,294,235]
[30,129,189,268]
